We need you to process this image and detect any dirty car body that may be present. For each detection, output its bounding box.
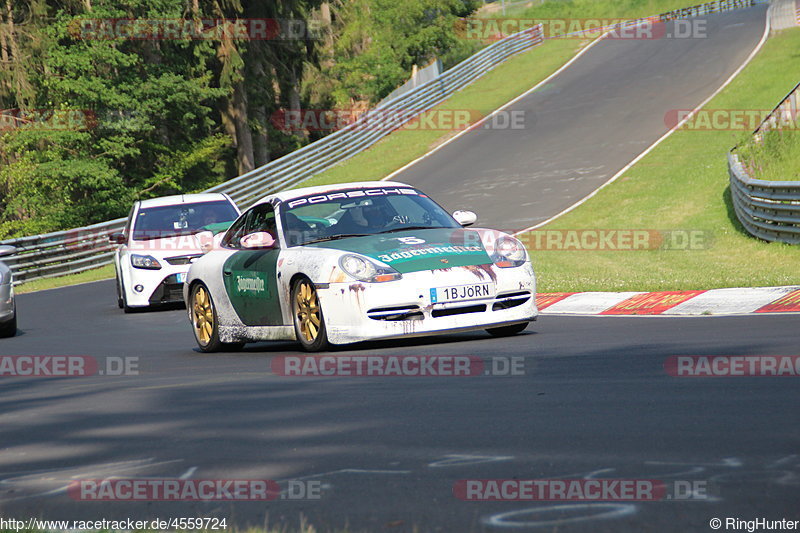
[184,181,537,352]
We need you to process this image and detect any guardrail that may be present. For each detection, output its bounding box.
[0,219,125,284]
[0,24,544,284]
[729,80,800,244]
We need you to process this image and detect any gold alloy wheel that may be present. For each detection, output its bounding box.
[295,280,321,343]
[193,285,214,346]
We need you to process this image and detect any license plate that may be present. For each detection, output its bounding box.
[430,282,493,303]
[176,272,187,283]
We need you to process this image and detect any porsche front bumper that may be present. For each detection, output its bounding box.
[317,263,537,345]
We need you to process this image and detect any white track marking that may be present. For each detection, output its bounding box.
[0,458,183,502]
[766,455,798,469]
[667,287,798,315]
[179,466,198,479]
[484,503,637,528]
[542,292,642,314]
[276,468,411,482]
[646,458,743,468]
[428,454,514,468]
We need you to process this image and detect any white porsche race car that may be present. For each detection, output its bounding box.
[184,181,537,352]
[111,193,240,312]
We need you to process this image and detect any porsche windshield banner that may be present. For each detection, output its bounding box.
[311,228,492,273]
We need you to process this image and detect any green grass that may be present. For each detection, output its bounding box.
[484,0,698,20]
[14,263,115,294]
[528,27,800,293]
[737,119,800,181]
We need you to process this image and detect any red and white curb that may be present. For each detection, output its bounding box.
[536,286,800,316]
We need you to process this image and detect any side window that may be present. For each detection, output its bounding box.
[221,203,276,249]
[220,211,251,249]
[245,203,277,237]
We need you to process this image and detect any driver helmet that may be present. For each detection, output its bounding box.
[352,198,392,227]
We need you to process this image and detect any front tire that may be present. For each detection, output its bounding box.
[292,277,329,352]
[115,273,124,309]
[486,322,529,337]
[118,274,137,314]
[189,282,245,352]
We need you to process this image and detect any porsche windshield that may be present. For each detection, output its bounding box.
[280,188,459,247]
[132,200,239,240]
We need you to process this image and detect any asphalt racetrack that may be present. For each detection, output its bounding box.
[2,4,798,533]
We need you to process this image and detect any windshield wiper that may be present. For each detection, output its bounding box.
[132,231,200,241]
[303,233,373,245]
[376,226,437,234]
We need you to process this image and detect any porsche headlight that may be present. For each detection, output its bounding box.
[491,236,527,268]
[339,254,401,283]
[131,254,162,270]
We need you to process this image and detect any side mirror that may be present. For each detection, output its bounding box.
[452,210,477,227]
[241,231,276,250]
[195,230,215,254]
[0,245,16,257]
[109,232,126,244]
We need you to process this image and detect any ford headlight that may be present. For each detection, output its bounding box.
[339,254,401,283]
[131,254,162,270]
[491,236,527,268]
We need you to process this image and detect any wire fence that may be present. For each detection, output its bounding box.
[729,79,800,244]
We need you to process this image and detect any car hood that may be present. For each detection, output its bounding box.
[308,228,492,274]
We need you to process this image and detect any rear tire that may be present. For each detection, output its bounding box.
[115,273,124,309]
[486,322,529,337]
[0,306,16,338]
[292,277,329,352]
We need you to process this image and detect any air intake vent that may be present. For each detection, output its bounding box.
[431,304,486,318]
[165,254,203,265]
[367,305,424,321]
[492,291,532,311]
